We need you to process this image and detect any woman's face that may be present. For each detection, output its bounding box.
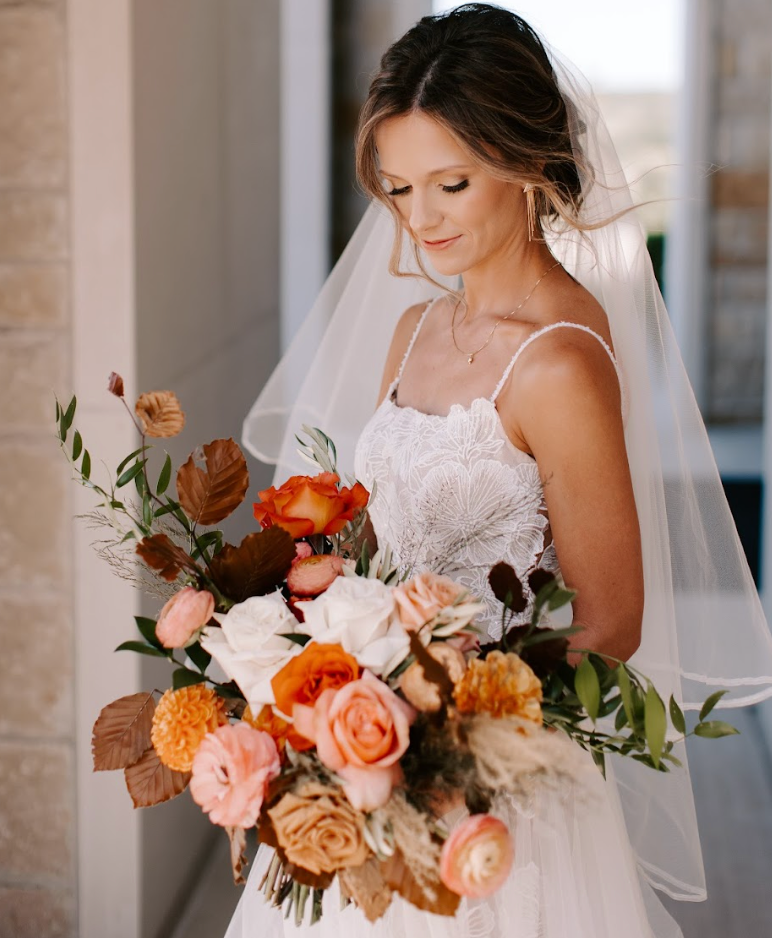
[374,111,526,277]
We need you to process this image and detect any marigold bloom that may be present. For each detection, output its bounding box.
[151,685,227,772]
[453,651,542,724]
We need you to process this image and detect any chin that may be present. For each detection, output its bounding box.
[422,251,473,279]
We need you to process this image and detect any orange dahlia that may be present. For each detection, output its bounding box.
[151,685,228,772]
[453,651,542,725]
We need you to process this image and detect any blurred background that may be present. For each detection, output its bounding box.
[1,1,771,936]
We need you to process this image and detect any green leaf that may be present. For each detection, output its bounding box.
[134,616,162,648]
[172,667,206,690]
[614,706,628,731]
[669,695,686,735]
[81,450,91,480]
[62,395,77,433]
[55,399,61,422]
[616,664,634,727]
[694,720,740,739]
[644,684,667,768]
[590,748,606,777]
[280,632,312,647]
[154,502,177,519]
[547,587,576,611]
[157,454,173,495]
[699,689,729,722]
[142,493,153,528]
[116,459,147,488]
[72,430,83,461]
[213,681,243,699]
[115,640,168,658]
[135,468,147,496]
[662,752,683,767]
[117,447,145,475]
[575,657,601,722]
[186,642,211,674]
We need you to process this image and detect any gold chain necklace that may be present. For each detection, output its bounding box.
[451,261,562,364]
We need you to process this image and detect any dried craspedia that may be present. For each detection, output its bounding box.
[135,390,185,438]
[151,685,227,772]
[453,651,542,725]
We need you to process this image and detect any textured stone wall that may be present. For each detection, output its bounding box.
[707,0,771,422]
[0,2,76,937]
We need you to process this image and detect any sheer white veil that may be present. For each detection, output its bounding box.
[243,12,772,903]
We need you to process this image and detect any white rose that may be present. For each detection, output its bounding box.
[200,591,302,710]
[295,576,410,676]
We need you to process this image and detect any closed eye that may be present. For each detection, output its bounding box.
[386,179,470,197]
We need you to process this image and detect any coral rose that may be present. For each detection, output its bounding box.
[155,586,215,649]
[293,671,415,811]
[190,723,280,827]
[286,554,345,597]
[439,814,514,898]
[271,642,360,720]
[399,643,467,713]
[242,704,311,755]
[253,471,369,538]
[151,685,227,772]
[453,651,542,725]
[268,781,370,875]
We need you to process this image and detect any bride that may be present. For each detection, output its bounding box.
[235,4,772,936]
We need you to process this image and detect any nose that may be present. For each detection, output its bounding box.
[408,190,442,237]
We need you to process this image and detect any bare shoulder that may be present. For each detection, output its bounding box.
[376,300,431,406]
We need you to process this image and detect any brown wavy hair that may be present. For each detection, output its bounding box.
[355,3,594,280]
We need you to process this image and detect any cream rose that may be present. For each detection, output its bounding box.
[295,576,409,676]
[200,592,302,710]
[268,781,370,875]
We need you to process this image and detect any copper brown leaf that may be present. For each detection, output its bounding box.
[135,390,185,438]
[92,691,156,771]
[124,746,191,807]
[380,850,460,917]
[339,858,393,922]
[226,826,249,885]
[210,527,296,602]
[176,438,249,527]
[136,533,200,582]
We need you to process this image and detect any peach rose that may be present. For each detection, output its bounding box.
[155,586,215,648]
[399,643,467,713]
[253,471,369,538]
[271,642,360,719]
[286,554,345,597]
[439,814,514,898]
[393,572,466,630]
[293,671,415,811]
[190,723,280,828]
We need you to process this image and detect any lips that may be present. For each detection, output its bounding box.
[422,235,461,251]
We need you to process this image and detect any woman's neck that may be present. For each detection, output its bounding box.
[459,237,558,321]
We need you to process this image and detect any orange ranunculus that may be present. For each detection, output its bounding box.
[253,472,369,538]
[243,703,313,754]
[271,642,360,721]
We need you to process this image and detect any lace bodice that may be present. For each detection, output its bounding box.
[353,299,622,640]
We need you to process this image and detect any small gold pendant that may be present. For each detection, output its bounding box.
[468,355,474,364]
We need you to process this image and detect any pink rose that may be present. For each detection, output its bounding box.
[190,723,280,828]
[439,814,514,898]
[156,586,215,648]
[293,671,415,811]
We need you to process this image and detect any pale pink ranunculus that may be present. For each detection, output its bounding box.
[156,586,215,648]
[190,723,280,828]
[293,670,415,811]
[292,541,314,563]
[439,814,514,899]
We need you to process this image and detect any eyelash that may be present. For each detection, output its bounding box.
[387,179,470,197]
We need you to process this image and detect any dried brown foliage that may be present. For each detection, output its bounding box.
[124,746,191,808]
[135,390,186,438]
[339,859,393,922]
[210,527,296,602]
[226,826,248,885]
[92,691,155,771]
[380,851,460,917]
[107,371,125,398]
[136,533,199,582]
[177,438,249,527]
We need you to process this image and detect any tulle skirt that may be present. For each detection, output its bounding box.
[225,758,684,938]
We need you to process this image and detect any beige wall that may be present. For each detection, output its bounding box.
[0,1,281,936]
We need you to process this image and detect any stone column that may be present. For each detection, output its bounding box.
[0,2,77,936]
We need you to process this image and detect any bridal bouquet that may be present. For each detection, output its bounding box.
[57,377,737,925]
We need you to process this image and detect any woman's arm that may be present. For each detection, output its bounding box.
[504,330,643,663]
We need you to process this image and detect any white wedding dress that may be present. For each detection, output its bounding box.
[225,306,685,938]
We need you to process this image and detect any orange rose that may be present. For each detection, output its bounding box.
[243,703,312,754]
[253,472,369,538]
[271,642,360,719]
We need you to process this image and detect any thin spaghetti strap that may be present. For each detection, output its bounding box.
[490,321,626,413]
[391,296,441,391]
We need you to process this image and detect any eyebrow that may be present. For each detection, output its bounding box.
[379,164,472,180]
